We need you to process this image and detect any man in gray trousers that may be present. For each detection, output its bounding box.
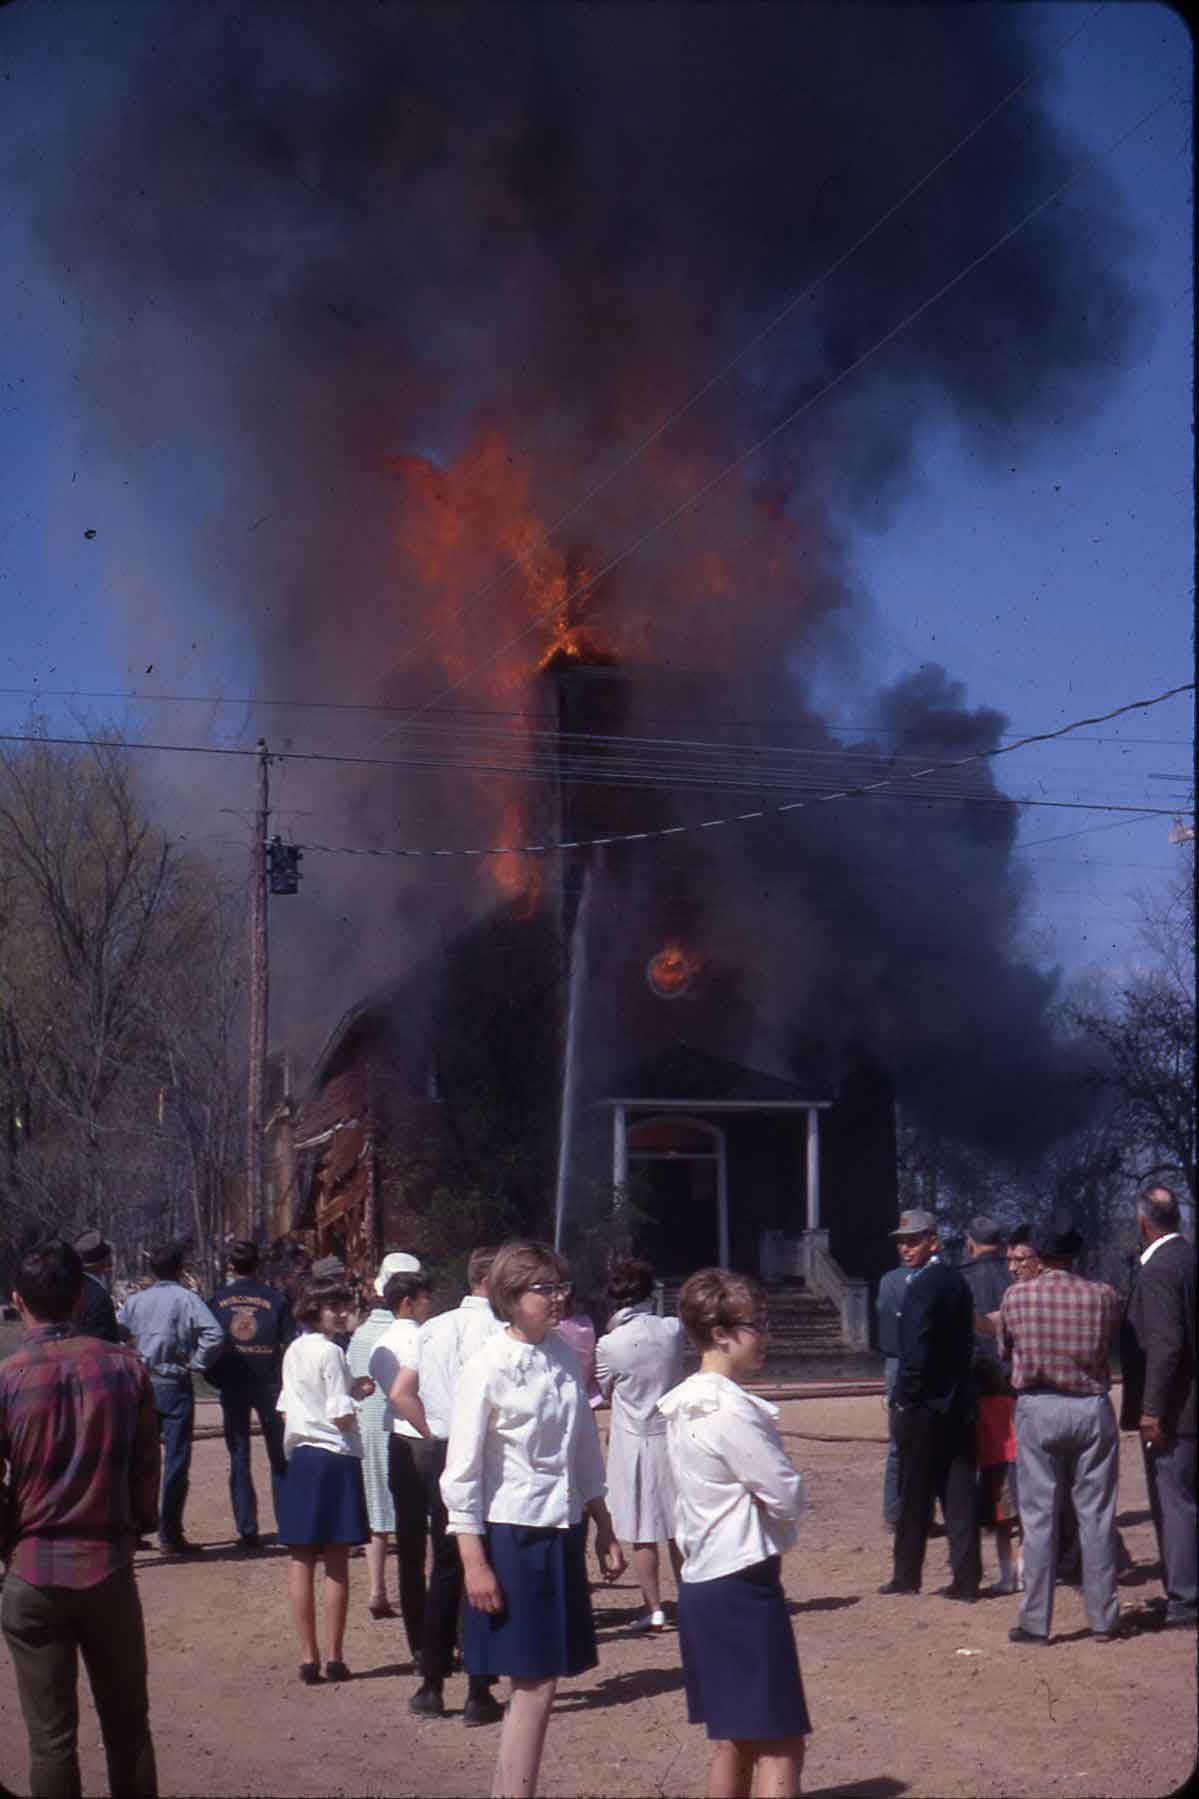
[1120,1179,1196,1630]
[998,1209,1122,1645]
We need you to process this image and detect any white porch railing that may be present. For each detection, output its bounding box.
[785,1229,869,1349]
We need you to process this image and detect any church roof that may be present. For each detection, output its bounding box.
[603,1042,832,1107]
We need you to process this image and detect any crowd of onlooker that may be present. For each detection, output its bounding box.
[0,1176,1192,1799]
[875,1183,1195,1655]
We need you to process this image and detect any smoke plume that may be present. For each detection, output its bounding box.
[16,2,1145,1146]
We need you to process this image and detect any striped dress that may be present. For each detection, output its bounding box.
[347,1307,397,1533]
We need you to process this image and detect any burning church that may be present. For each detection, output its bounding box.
[34,8,1146,1341]
[269,606,901,1347]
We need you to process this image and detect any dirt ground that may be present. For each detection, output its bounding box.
[0,1386,1194,1799]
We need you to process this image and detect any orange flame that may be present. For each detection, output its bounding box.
[647,940,705,998]
[491,797,543,918]
[394,430,615,908]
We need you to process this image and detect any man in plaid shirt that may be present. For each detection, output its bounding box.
[997,1209,1122,1647]
[1,1238,160,1797]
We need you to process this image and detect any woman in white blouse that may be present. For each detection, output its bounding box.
[276,1275,375,1684]
[659,1268,810,1799]
[441,1241,626,1798]
[594,1255,685,1633]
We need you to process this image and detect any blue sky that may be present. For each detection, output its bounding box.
[843,2,1193,977]
[0,1,1192,991]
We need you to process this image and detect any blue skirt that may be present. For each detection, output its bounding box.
[678,1555,811,1742]
[276,1445,370,1547]
[463,1522,597,1679]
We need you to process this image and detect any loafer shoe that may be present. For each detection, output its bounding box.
[324,1660,351,1681]
[877,1580,919,1595]
[1008,1626,1050,1645]
[298,1662,321,1685]
[937,1584,979,1603]
[160,1537,203,1557]
[409,1684,445,1717]
[463,1693,506,1727]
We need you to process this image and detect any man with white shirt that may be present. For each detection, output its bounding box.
[1120,1180,1196,1630]
[367,1269,434,1671]
[395,1246,505,1724]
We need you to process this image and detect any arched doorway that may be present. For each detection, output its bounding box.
[625,1115,727,1274]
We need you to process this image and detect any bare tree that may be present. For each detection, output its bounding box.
[1063,856,1196,1200]
[0,724,245,1286]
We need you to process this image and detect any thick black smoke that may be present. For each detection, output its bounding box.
[14,2,1144,1144]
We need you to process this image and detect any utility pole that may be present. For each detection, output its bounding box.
[247,739,270,1239]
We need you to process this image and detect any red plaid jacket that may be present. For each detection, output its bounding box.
[0,1323,160,1588]
[998,1268,1119,1398]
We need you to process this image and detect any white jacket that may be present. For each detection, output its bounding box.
[658,1371,803,1582]
[441,1328,607,1535]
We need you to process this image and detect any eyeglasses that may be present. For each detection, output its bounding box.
[526,1282,572,1299]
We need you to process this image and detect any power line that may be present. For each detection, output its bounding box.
[394,80,1185,726]
[1,681,1190,801]
[288,683,1195,861]
[1017,811,1178,851]
[4,684,1188,747]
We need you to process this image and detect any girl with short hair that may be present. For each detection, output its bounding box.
[277,1276,374,1684]
[441,1240,626,1798]
[659,1267,811,1799]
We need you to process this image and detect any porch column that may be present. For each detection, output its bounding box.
[805,1108,821,1231]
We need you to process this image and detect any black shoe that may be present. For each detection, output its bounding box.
[324,1660,351,1681]
[463,1693,506,1727]
[298,1661,321,1684]
[1008,1626,1050,1645]
[1091,1623,1132,1642]
[237,1533,261,1550]
[937,1583,979,1603]
[409,1683,445,1717]
[161,1537,203,1557]
[878,1579,919,1595]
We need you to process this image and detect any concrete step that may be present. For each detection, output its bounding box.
[659,1279,850,1367]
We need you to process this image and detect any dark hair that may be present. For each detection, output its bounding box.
[228,1240,259,1276]
[148,1242,184,1281]
[607,1255,655,1307]
[1007,1223,1033,1247]
[1137,1181,1182,1234]
[294,1276,355,1327]
[15,1239,85,1322]
[467,1245,498,1290]
[677,1267,766,1350]
[487,1240,568,1324]
[382,1270,433,1313]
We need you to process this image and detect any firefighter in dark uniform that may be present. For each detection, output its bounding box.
[208,1239,294,1547]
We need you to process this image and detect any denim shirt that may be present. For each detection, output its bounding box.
[117,1281,225,1378]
